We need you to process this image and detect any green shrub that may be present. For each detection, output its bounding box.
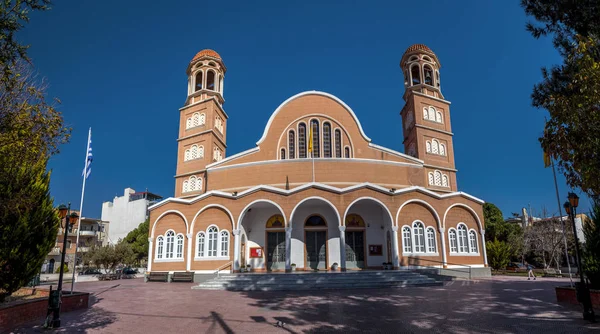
[487,239,512,270]
[54,263,69,274]
[583,200,600,289]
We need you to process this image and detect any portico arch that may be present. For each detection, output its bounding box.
[396,199,441,230]
[442,203,483,231]
[343,197,395,270]
[151,210,189,238]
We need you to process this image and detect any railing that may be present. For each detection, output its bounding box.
[405,256,473,280]
[79,230,96,236]
[214,261,233,279]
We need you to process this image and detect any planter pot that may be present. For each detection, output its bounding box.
[555,286,600,308]
[291,266,296,272]
[331,264,339,271]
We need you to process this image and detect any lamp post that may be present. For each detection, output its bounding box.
[49,203,79,328]
[564,192,595,322]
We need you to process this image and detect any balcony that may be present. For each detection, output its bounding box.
[48,247,61,255]
[78,246,91,252]
[57,228,75,236]
[79,230,97,237]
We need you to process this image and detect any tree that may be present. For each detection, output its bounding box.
[483,203,505,241]
[521,0,600,198]
[486,239,512,270]
[483,203,523,258]
[582,200,600,289]
[0,1,70,301]
[123,219,149,266]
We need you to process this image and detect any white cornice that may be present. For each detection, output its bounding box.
[414,124,454,136]
[423,164,458,172]
[179,97,229,119]
[412,91,451,105]
[256,91,372,146]
[205,147,260,169]
[174,169,207,178]
[178,130,227,148]
[148,182,484,211]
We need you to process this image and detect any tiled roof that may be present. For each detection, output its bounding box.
[404,44,433,55]
[191,49,221,63]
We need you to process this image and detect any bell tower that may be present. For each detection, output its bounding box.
[400,44,457,191]
[175,49,228,198]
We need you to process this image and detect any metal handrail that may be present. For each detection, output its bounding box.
[214,261,232,279]
[405,256,472,280]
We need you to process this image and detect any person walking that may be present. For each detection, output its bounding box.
[526,262,536,280]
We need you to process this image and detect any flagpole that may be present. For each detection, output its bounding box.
[71,127,91,293]
[312,151,315,183]
[551,157,574,287]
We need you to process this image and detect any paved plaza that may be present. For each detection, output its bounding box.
[14,275,600,333]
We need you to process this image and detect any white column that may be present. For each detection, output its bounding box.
[285,227,292,272]
[391,226,400,268]
[186,233,193,271]
[338,226,346,271]
[147,237,153,272]
[439,227,447,268]
[481,229,488,266]
[233,229,241,271]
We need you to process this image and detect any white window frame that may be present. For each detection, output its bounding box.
[403,222,438,256]
[196,232,205,257]
[194,224,230,261]
[449,229,458,253]
[402,225,412,253]
[423,106,443,124]
[426,227,437,253]
[182,175,202,193]
[428,170,449,188]
[220,230,229,257]
[457,224,469,253]
[468,229,479,254]
[412,221,426,253]
[448,224,480,256]
[154,229,185,263]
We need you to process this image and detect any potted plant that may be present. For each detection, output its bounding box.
[246,264,252,272]
[291,263,296,272]
[383,262,393,270]
[331,262,339,271]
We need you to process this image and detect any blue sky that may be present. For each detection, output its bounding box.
[20,0,592,219]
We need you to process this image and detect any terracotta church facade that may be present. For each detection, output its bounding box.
[147,45,487,276]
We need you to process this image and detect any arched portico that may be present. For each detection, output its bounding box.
[236,200,287,272]
[343,197,397,270]
[290,197,341,271]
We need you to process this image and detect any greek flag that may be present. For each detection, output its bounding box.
[82,129,93,179]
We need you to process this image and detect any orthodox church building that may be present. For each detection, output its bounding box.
[148,45,487,277]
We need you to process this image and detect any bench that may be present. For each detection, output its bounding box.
[171,272,194,282]
[147,272,169,282]
[543,268,562,277]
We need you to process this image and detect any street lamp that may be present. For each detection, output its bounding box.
[564,192,595,322]
[48,203,79,328]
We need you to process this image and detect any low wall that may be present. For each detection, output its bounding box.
[555,286,600,308]
[414,267,491,279]
[0,289,89,332]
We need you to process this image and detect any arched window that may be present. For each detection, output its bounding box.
[424,65,433,86]
[412,222,425,253]
[434,170,442,186]
[402,226,412,253]
[190,145,199,159]
[439,143,446,156]
[220,231,229,256]
[423,107,429,120]
[335,129,342,158]
[428,107,436,121]
[298,123,307,158]
[449,229,458,253]
[195,71,203,91]
[280,148,286,160]
[184,149,191,161]
[220,76,224,94]
[206,70,215,90]
[176,234,184,258]
[196,232,205,257]
[186,118,192,129]
[156,236,164,259]
[436,110,443,123]
[183,175,202,192]
[323,122,332,158]
[189,176,196,191]
[431,140,439,154]
[457,224,468,253]
[422,56,432,62]
[288,130,295,159]
[311,119,320,158]
[199,113,206,125]
[426,141,432,153]
[192,113,200,127]
[469,230,478,253]
[411,64,421,85]
[428,172,434,185]
[442,175,449,187]
[198,145,204,158]
[409,56,418,62]
[207,226,218,257]
[213,147,222,161]
[344,146,350,158]
[182,180,189,193]
[165,230,175,259]
[426,227,436,253]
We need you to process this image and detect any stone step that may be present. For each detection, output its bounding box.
[193,271,442,291]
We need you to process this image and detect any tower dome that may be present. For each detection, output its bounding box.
[191,49,222,63]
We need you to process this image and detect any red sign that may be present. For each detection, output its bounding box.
[369,245,383,256]
[250,247,263,258]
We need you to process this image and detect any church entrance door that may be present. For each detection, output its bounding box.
[266,231,286,271]
[305,231,327,270]
[345,230,365,269]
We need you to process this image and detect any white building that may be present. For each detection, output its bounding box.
[101,188,162,244]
